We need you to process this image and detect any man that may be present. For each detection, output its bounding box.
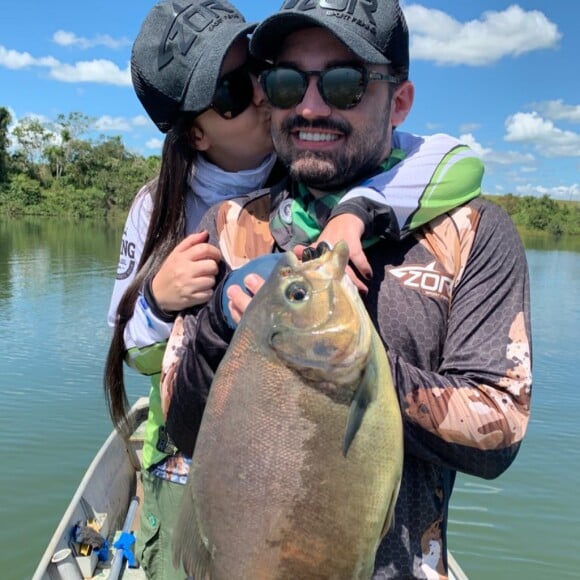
[163,1,532,577]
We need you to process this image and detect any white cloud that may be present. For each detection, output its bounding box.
[93,116,131,132]
[0,44,130,86]
[404,4,561,66]
[459,133,535,165]
[52,30,131,50]
[514,183,580,200]
[459,133,491,157]
[459,123,482,134]
[7,113,62,152]
[0,45,58,69]
[93,115,154,132]
[529,99,580,123]
[488,150,536,165]
[146,138,164,150]
[132,115,151,127]
[504,112,580,157]
[17,112,52,124]
[48,59,130,86]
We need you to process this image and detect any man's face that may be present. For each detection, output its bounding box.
[270,27,394,193]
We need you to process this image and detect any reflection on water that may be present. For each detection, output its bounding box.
[519,230,580,253]
[456,481,503,495]
[1,217,579,579]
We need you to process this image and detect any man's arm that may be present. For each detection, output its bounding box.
[392,202,532,478]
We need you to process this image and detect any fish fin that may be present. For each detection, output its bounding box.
[173,477,211,578]
[342,364,376,456]
[380,480,401,539]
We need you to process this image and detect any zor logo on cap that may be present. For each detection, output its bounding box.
[281,0,378,27]
[158,0,240,70]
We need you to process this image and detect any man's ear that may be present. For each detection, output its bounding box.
[190,124,210,152]
[390,80,414,127]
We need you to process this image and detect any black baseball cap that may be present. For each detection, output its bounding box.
[250,0,409,72]
[131,0,256,133]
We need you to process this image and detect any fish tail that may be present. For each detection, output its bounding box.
[173,478,211,578]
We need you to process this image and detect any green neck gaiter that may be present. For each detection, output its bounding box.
[271,149,406,248]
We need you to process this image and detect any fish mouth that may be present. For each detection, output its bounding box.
[269,322,371,385]
[267,240,370,383]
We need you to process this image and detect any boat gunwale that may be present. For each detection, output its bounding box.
[31,398,149,580]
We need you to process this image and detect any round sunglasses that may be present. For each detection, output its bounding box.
[260,65,400,110]
[207,65,255,120]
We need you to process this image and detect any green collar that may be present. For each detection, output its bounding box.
[273,148,406,248]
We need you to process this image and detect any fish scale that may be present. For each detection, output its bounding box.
[173,242,403,579]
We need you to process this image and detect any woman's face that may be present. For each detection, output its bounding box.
[193,38,273,172]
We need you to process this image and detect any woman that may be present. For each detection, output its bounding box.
[105,3,277,577]
[104,1,483,577]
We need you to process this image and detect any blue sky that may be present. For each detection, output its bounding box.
[1,1,578,199]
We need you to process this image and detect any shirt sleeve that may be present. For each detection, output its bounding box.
[107,185,174,373]
[391,203,532,479]
[334,132,484,239]
[162,206,232,455]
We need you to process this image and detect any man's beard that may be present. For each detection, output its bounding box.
[272,107,391,192]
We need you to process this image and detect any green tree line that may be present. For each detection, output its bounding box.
[484,194,580,236]
[1,106,579,233]
[0,107,159,218]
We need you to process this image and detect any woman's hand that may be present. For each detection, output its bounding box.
[294,214,372,294]
[151,231,222,311]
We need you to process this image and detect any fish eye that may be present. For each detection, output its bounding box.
[285,281,309,302]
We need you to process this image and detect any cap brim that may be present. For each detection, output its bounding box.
[250,13,389,65]
[182,21,257,115]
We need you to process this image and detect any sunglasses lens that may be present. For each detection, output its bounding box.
[322,67,365,109]
[262,68,307,109]
[212,68,254,119]
[262,67,367,110]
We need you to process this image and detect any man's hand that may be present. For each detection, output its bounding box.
[151,231,222,311]
[226,274,265,325]
[294,213,372,294]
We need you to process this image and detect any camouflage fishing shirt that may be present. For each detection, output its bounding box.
[161,178,532,579]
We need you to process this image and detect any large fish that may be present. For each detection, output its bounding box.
[173,241,403,579]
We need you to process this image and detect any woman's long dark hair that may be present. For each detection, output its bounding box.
[104,114,198,434]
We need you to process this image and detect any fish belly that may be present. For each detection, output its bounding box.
[188,330,401,580]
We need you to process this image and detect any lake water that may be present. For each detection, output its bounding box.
[0,217,578,579]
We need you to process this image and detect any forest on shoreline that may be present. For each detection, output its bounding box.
[1,107,578,235]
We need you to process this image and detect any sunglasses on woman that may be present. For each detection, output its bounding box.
[208,57,269,120]
[208,66,255,119]
[259,65,400,110]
